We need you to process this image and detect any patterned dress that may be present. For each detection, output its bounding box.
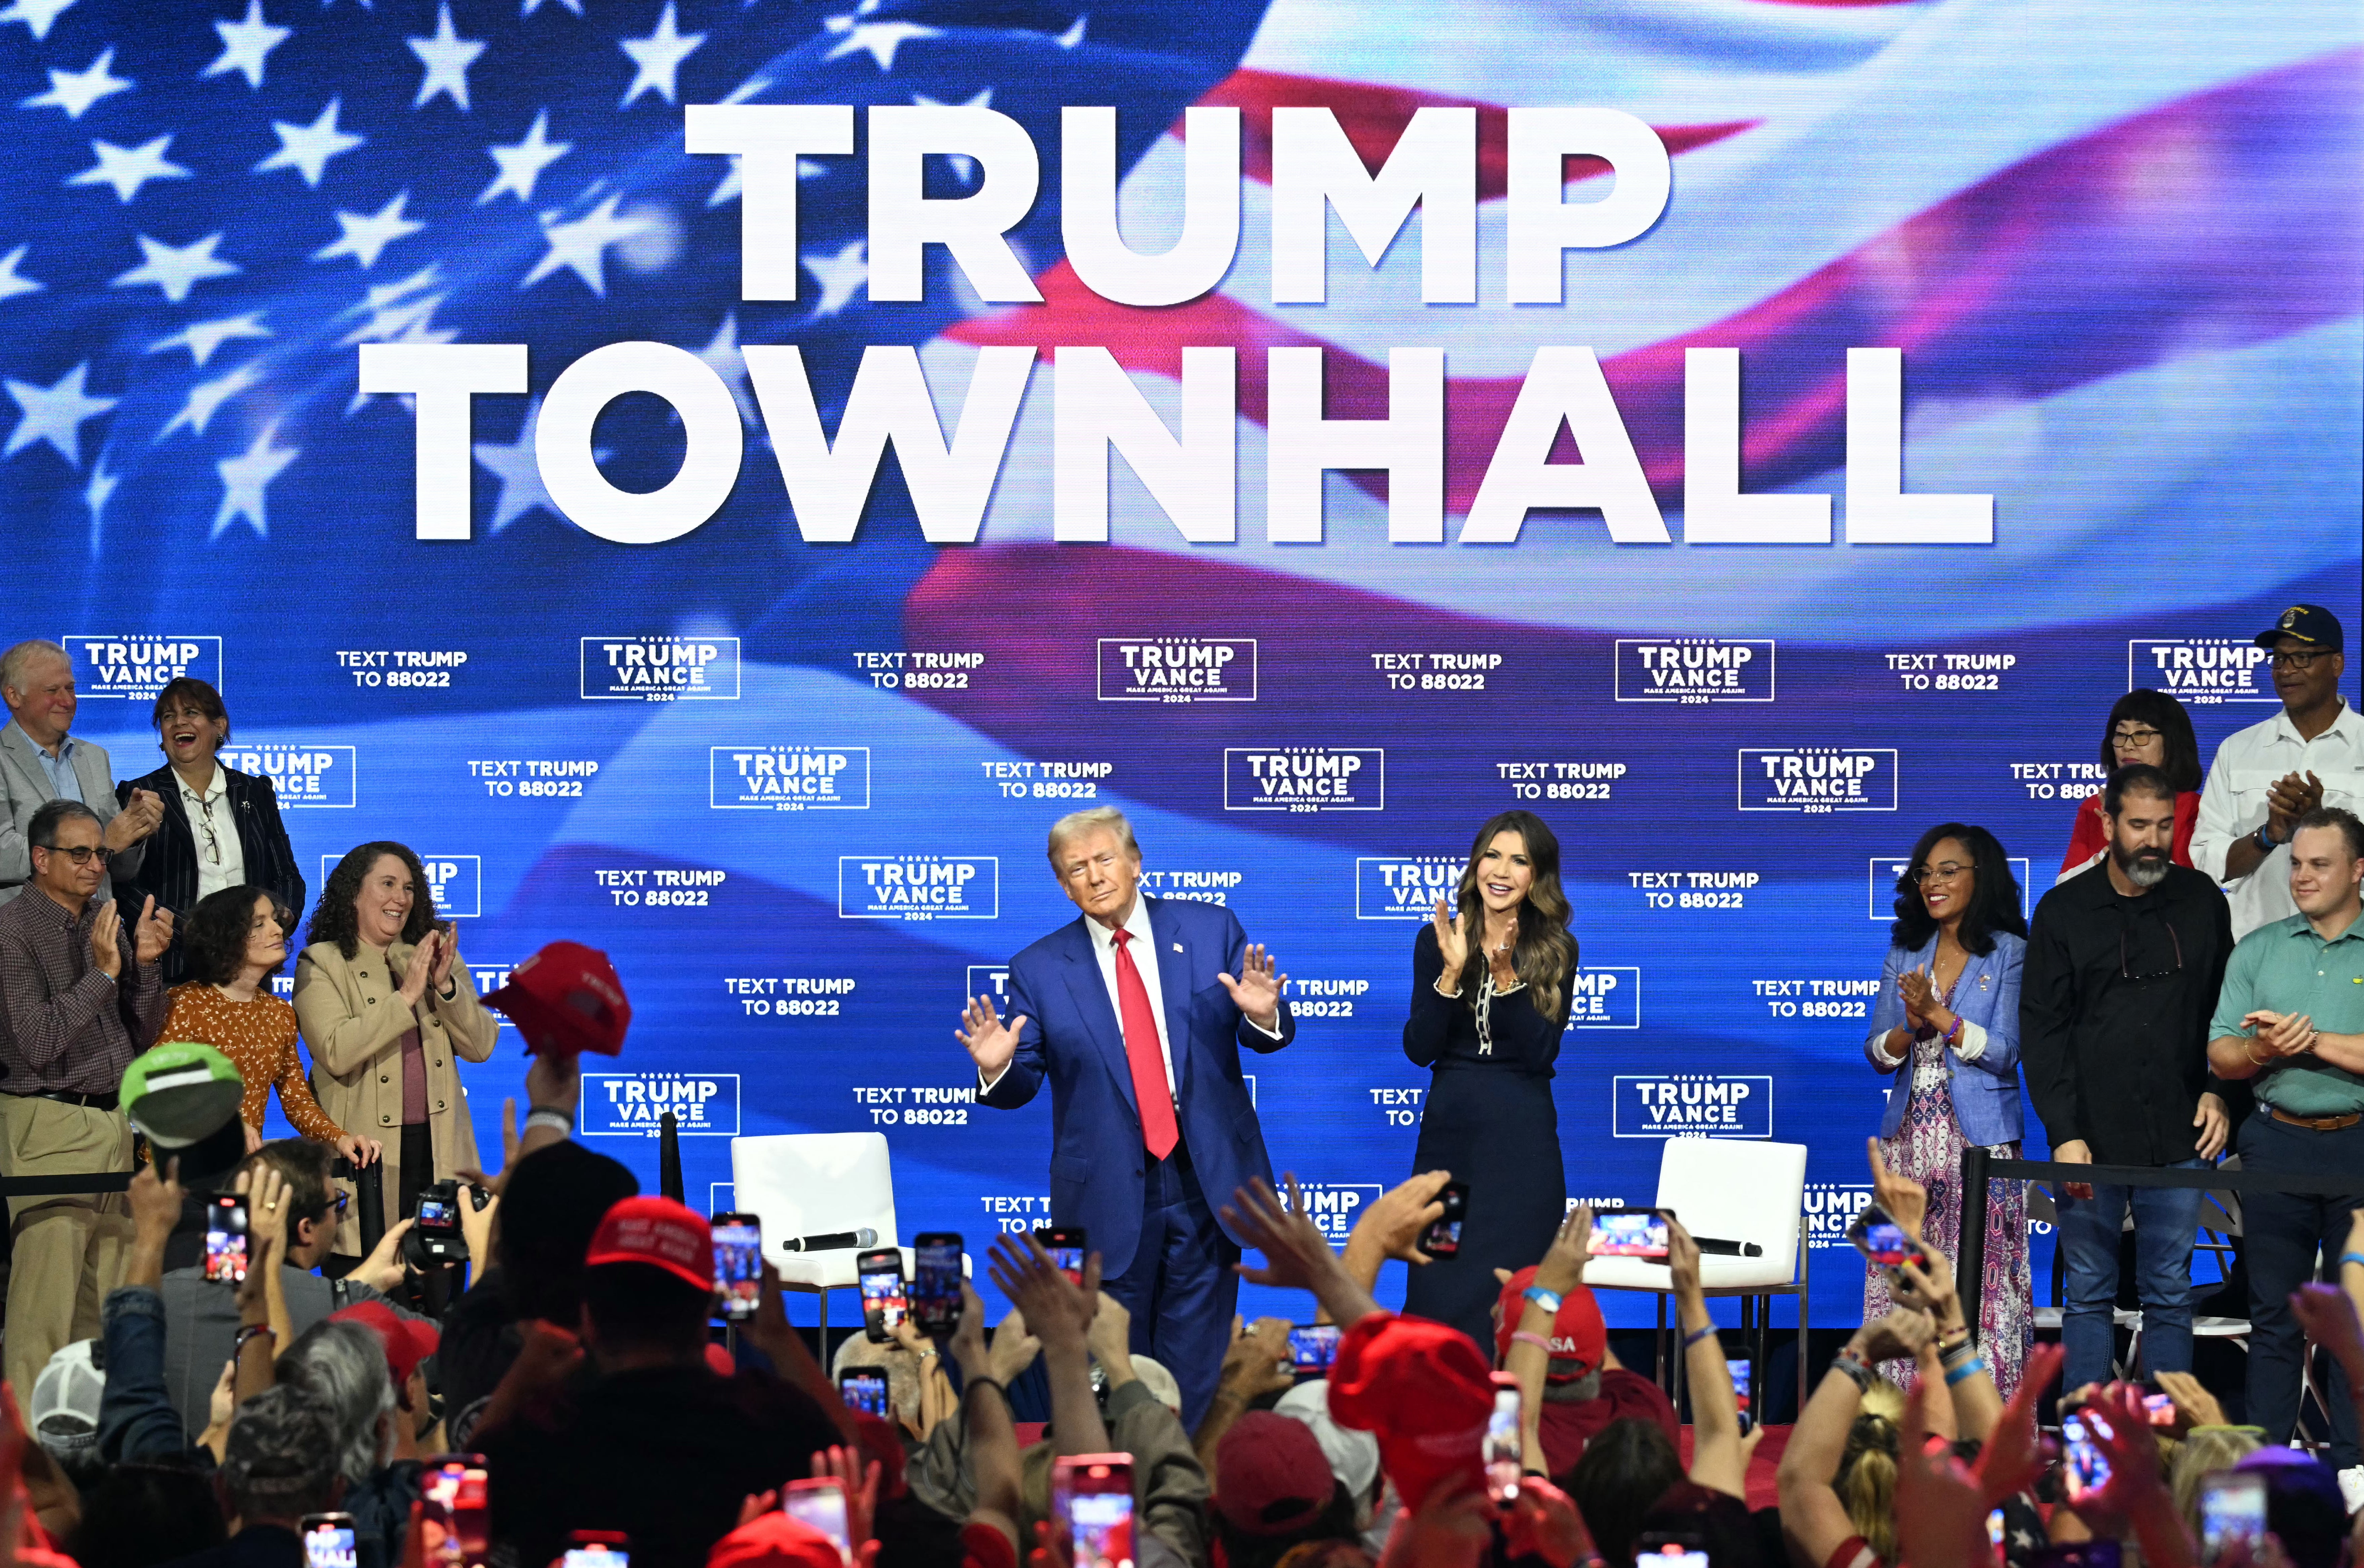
[160,983,348,1143]
[1863,1030,2032,1397]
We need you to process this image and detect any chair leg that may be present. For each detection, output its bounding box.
[1798,1228,1811,1425]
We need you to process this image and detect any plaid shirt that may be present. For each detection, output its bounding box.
[0,885,167,1095]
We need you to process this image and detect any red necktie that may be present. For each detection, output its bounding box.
[1111,929,1180,1160]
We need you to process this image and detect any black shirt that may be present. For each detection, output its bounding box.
[480,1362,838,1568]
[2021,861,2235,1165]
[156,1525,304,1568]
[1403,924,1572,1076]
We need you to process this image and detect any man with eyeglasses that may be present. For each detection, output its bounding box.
[0,637,164,904]
[2206,806,2364,1503]
[2193,605,2363,941]
[2022,763,2236,1390]
[0,798,176,1394]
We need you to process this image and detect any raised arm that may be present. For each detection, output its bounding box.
[1866,943,1913,1072]
[1404,921,1456,1069]
[1779,1313,1934,1568]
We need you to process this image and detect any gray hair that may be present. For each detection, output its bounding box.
[222,1385,343,1521]
[1045,806,1139,867]
[276,1319,395,1485]
[0,639,69,700]
[28,799,100,850]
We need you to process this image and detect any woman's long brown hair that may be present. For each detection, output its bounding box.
[1446,809,1579,1022]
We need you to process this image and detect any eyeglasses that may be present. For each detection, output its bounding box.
[2110,728,2163,749]
[2120,923,2185,983]
[2270,650,2327,670]
[185,786,222,866]
[332,1190,349,1216]
[1911,862,1971,885]
[37,845,113,866]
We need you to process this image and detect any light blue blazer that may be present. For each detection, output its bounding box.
[1864,930,2026,1147]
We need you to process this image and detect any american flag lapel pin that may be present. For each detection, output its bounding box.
[1172,942,1184,953]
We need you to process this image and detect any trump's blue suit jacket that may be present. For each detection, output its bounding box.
[979,895,1295,1279]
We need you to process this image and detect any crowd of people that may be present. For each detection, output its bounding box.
[0,605,2354,1568]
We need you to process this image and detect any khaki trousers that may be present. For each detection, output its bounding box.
[1,1096,134,1397]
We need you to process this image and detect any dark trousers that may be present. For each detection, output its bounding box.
[1099,1137,1237,1431]
[2240,1112,2364,1469]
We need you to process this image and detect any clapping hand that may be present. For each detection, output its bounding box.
[1216,944,1286,1031]
[2243,1009,2318,1058]
[427,927,458,991]
[102,788,164,849]
[397,930,439,1006]
[90,900,123,979]
[1431,897,1471,973]
[131,895,174,966]
[955,994,1026,1080]
[1898,965,1935,1030]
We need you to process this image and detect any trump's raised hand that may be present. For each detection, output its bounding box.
[956,993,1026,1079]
[1217,943,1286,1031]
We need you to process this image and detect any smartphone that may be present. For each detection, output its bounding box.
[712,1213,762,1323]
[418,1456,486,1568]
[1485,1371,1523,1504]
[563,1532,628,1568]
[301,1515,359,1568]
[857,1247,907,1341]
[2199,1471,2267,1562]
[1590,1208,1670,1259]
[1052,1455,1134,1568]
[204,1194,250,1285]
[838,1368,890,1419]
[1288,1324,1342,1377]
[1846,1201,1925,1269]
[2141,1389,2176,1428]
[2060,1413,2111,1503]
[1636,1537,1710,1568]
[1035,1226,1087,1287]
[1731,1358,1754,1438]
[912,1231,963,1338]
[1422,1181,1469,1259]
[784,1478,851,1552]
[1986,1507,2007,1566]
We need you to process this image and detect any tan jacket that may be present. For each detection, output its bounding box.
[292,937,500,1252]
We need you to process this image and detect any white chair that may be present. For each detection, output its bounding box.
[731,1132,901,1357]
[1582,1139,1811,1420]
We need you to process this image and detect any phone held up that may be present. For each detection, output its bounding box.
[1589,1207,1670,1259]
[857,1247,907,1342]
[2199,1471,2266,1564]
[911,1231,963,1337]
[783,1479,851,1552]
[204,1193,249,1285]
[1035,1226,1087,1287]
[712,1213,762,1323]
[1484,1371,1522,1504]
[838,1368,890,1419]
[419,1454,487,1568]
[300,1515,358,1568]
[1846,1201,1931,1275]
[1423,1182,1469,1259]
[1288,1324,1342,1378]
[1635,1537,1709,1568]
[1052,1455,1134,1568]
[2060,1412,2112,1504]
[1730,1359,1753,1437]
[563,1532,628,1568]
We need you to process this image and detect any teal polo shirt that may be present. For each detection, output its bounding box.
[2210,912,2364,1116]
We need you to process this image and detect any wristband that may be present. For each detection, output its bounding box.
[1523,1285,1563,1315]
[1683,1324,1718,1349]
[962,1376,1007,1403]
[523,1109,573,1137]
[2339,1253,2364,1272]
[2258,823,2280,851]
[1936,1323,1972,1349]
[1943,1356,1989,1387]
[1940,1339,1980,1368]
[1511,1331,1554,1353]
[235,1323,277,1352]
[1943,1015,1964,1048]
[1830,1350,1875,1391]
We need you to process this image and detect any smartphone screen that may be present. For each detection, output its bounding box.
[301,1517,358,1568]
[562,1538,626,1568]
[1590,1208,1669,1258]
[1731,1359,1754,1437]
[1485,1376,1522,1503]
[839,1369,890,1418]
[1987,1507,2007,1566]
[1288,1324,1341,1376]
[858,1248,907,1340]
[205,1194,250,1285]
[2200,1472,2266,1561]
[1054,1457,1134,1568]
[1034,1227,1087,1286]
[1847,1202,1918,1267]
[1636,1539,1710,1568]
[912,1232,962,1336]
[1422,1182,1468,1259]
[784,1480,851,1550]
[712,1214,762,1322]
[2061,1414,2111,1501]
[2141,1390,2175,1427]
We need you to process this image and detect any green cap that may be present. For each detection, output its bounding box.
[121,1042,246,1149]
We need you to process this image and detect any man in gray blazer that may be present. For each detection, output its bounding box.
[0,639,163,904]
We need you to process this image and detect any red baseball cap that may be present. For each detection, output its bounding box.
[705,1513,844,1568]
[330,1300,439,1388]
[1326,1312,1493,1510]
[585,1196,712,1291]
[484,941,631,1056]
[1493,1266,1609,1381]
[1215,1410,1337,1535]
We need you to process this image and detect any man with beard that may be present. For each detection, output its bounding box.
[2022,763,2235,1389]
[2208,806,2364,1498]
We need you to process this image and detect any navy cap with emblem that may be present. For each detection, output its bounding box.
[2254,604,2343,651]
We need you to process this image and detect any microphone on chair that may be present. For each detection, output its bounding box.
[781,1228,879,1253]
[1693,1237,1764,1257]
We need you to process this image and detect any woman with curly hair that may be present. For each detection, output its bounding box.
[1402,809,1581,1349]
[293,841,498,1255]
[158,885,380,1169]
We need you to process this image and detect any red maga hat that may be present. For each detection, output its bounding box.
[483,941,630,1056]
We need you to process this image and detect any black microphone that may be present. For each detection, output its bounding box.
[1692,1237,1764,1257]
[782,1228,879,1253]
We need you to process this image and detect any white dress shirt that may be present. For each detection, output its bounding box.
[178,767,246,902]
[2192,698,2364,939]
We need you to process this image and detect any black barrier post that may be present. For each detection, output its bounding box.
[1958,1145,1991,1341]
[660,1111,684,1203]
[356,1160,386,1259]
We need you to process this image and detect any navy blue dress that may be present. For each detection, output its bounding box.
[1402,924,1571,1352]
